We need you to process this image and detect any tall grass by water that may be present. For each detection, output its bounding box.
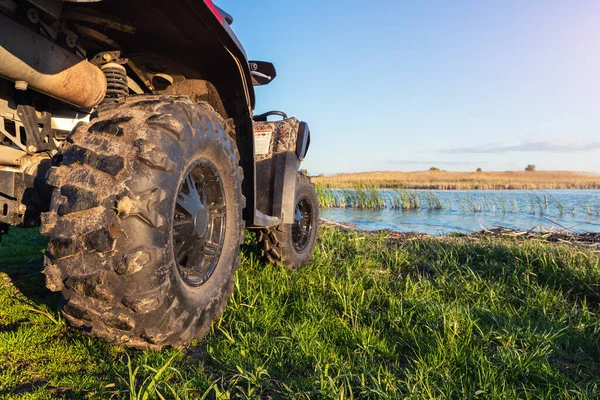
[313,170,600,190]
[317,187,600,216]
[2,227,600,398]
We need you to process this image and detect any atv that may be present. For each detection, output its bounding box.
[0,0,318,349]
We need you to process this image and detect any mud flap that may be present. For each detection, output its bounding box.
[274,152,299,224]
[0,170,25,226]
[253,118,302,226]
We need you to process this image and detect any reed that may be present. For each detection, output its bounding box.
[313,170,600,190]
[317,188,435,211]
[317,187,599,216]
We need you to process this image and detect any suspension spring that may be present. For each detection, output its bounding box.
[101,62,128,100]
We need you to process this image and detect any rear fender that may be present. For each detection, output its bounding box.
[253,118,309,225]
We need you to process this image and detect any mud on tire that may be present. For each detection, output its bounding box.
[41,95,244,349]
[257,174,319,270]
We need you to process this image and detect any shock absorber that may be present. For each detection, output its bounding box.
[100,62,128,102]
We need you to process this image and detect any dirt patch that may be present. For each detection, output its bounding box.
[319,218,430,241]
[320,218,600,250]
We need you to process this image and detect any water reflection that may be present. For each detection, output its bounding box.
[321,190,600,236]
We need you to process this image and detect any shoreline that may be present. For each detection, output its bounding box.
[320,218,600,249]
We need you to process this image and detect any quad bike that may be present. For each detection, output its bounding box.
[0,0,318,349]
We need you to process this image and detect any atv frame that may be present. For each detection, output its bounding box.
[0,0,318,349]
[0,0,309,234]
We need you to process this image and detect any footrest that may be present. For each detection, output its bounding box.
[254,210,280,228]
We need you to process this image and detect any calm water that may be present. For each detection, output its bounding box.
[320,190,600,235]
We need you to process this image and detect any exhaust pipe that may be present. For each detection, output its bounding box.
[0,14,107,109]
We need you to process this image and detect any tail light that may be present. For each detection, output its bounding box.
[204,0,224,24]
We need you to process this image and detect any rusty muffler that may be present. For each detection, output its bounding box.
[0,14,107,109]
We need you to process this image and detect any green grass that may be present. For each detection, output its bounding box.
[1,227,600,398]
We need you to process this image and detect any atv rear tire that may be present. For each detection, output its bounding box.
[257,174,319,270]
[41,95,244,349]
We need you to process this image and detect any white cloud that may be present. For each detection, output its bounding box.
[442,140,600,154]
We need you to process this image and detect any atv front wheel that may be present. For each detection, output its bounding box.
[41,95,244,349]
[257,174,319,270]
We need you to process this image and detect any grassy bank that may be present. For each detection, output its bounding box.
[1,227,600,398]
[313,170,600,190]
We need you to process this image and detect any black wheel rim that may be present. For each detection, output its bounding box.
[292,196,313,252]
[173,159,226,287]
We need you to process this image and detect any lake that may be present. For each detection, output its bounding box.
[319,189,600,235]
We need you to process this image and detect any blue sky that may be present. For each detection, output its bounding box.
[219,0,600,174]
